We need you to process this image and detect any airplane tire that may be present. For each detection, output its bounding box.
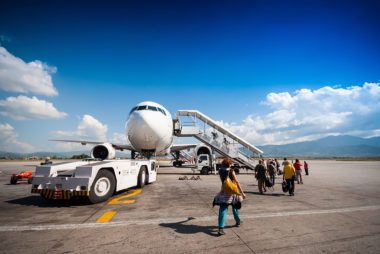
[137,167,147,188]
[89,170,116,204]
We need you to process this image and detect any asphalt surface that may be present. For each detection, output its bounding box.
[0,160,379,254]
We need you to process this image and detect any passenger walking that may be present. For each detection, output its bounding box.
[267,159,276,186]
[293,159,303,184]
[304,161,309,175]
[217,158,246,236]
[283,161,296,196]
[274,158,280,174]
[282,157,288,167]
[255,159,267,194]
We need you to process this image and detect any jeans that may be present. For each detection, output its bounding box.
[286,178,295,195]
[218,204,240,229]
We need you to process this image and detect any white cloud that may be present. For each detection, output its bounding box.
[52,115,108,141]
[0,47,58,96]
[110,132,128,144]
[0,123,34,153]
[222,82,380,145]
[0,95,67,120]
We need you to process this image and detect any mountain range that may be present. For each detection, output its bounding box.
[257,135,380,157]
[1,135,380,159]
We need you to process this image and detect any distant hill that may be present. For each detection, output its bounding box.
[257,135,380,157]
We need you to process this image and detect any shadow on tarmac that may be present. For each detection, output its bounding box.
[157,172,197,175]
[6,195,92,207]
[246,191,286,197]
[160,217,224,237]
[4,182,30,186]
[159,165,195,168]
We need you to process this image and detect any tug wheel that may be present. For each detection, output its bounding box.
[137,166,148,188]
[89,170,115,204]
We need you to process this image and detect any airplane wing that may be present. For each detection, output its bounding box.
[50,139,134,151]
[170,144,197,153]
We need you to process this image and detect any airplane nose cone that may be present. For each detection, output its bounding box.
[127,111,164,151]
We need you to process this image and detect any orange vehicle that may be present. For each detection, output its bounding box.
[10,171,33,184]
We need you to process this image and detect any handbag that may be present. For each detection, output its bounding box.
[213,191,232,206]
[282,180,289,192]
[232,195,243,209]
[222,177,240,195]
[265,176,273,187]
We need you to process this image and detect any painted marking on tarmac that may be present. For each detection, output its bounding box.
[108,189,141,205]
[96,211,117,223]
[1,205,379,232]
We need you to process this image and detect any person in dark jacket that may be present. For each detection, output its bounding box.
[255,159,267,194]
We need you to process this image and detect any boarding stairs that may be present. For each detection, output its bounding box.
[179,150,193,163]
[171,150,193,163]
[174,110,263,170]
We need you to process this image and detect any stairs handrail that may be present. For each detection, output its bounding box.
[176,110,263,155]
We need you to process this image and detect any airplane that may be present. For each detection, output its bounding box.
[52,101,209,164]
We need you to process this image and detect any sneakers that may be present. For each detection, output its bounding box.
[219,222,241,235]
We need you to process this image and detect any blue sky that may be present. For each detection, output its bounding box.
[0,0,379,152]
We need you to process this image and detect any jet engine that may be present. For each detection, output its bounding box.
[91,143,116,160]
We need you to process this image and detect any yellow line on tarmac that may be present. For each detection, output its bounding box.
[96,211,117,223]
[108,189,142,205]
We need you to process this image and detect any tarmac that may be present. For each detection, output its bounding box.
[0,160,379,253]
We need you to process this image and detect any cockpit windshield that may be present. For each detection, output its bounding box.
[129,105,166,116]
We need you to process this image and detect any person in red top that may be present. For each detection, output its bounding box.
[293,159,303,184]
[304,161,309,175]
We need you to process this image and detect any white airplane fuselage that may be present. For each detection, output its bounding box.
[126,101,173,155]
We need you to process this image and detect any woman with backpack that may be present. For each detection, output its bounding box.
[217,158,246,236]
